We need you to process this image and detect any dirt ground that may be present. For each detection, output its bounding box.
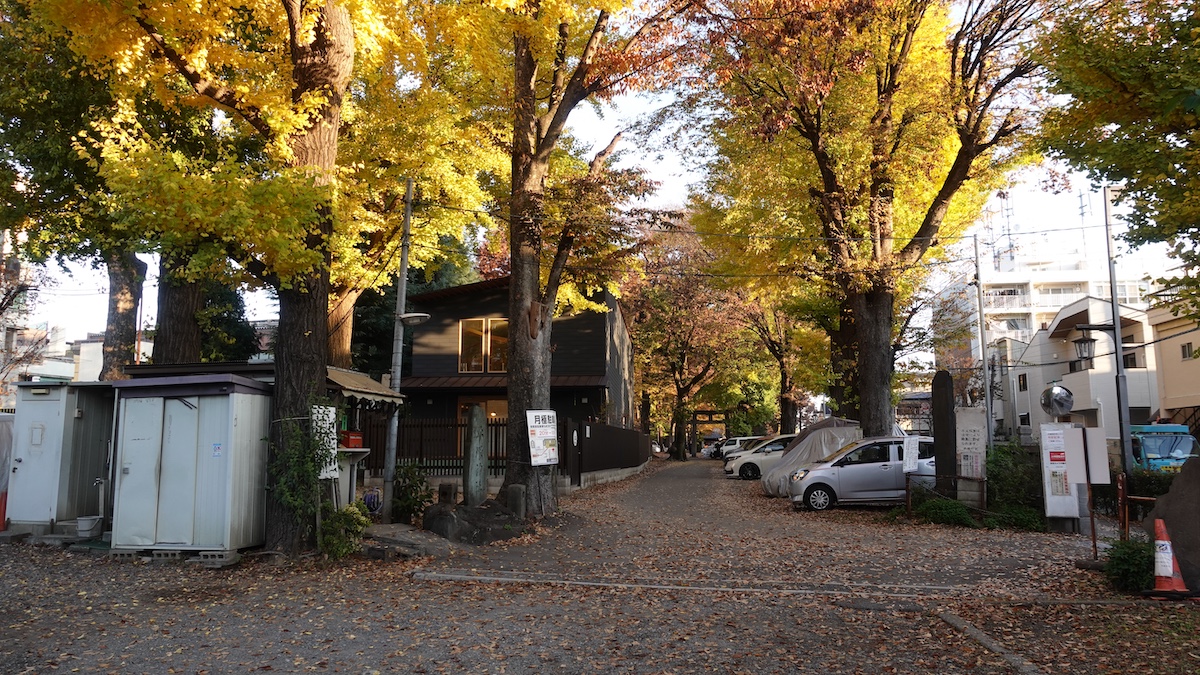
[1,458,1197,674]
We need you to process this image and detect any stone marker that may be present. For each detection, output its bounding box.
[463,403,487,507]
[1145,457,1200,591]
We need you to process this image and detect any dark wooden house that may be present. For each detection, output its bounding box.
[399,277,636,428]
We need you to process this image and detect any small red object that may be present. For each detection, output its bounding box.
[339,430,363,448]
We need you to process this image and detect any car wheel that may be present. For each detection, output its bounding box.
[805,484,835,511]
[739,463,760,480]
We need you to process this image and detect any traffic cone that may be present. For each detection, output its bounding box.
[1144,519,1194,600]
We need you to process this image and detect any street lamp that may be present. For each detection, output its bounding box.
[1073,330,1096,362]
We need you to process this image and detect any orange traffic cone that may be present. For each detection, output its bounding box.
[1144,519,1194,600]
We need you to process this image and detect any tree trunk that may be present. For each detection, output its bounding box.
[100,251,146,381]
[670,400,689,461]
[829,293,858,421]
[779,369,799,434]
[498,33,557,518]
[853,285,896,438]
[263,0,353,554]
[152,253,204,364]
[327,287,363,370]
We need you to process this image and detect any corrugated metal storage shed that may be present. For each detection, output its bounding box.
[109,374,270,553]
[6,382,114,533]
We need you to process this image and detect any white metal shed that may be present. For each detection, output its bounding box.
[109,374,271,553]
[6,382,114,533]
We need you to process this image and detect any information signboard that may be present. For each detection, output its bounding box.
[527,410,559,466]
[1040,423,1079,518]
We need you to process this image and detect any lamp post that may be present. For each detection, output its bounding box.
[381,179,430,523]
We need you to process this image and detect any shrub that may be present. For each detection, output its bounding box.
[993,504,1046,532]
[319,500,371,560]
[392,463,434,524]
[1104,538,1154,593]
[986,441,1042,509]
[915,498,978,528]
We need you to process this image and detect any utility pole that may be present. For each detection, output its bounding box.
[382,179,415,523]
[1104,185,1133,481]
[974,234,993,450]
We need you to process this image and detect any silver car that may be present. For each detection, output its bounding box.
[788,436,935,511]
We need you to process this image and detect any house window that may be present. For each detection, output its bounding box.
[1123,352,1138,369]
[487,319,509,372]
[1019,413,1030,426]
[1184,342,1194,360]
[460,319,486,372]
[459,318,508,373]
[1018,373,1027,392]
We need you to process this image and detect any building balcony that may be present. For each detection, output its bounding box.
[983,294,1031,310]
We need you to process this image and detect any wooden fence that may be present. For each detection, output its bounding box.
[361,414,649,482]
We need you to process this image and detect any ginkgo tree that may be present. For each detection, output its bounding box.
[28,0,402,552]
[438,0,695,515]
[0,4,152,380]
[696,0,1040,436]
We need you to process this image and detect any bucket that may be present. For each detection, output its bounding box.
[76,516,103,539]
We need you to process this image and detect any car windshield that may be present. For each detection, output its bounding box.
[817,440,869,464]
[1142,435,1200,459]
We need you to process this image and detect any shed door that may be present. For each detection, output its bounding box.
[7,396,65,523]
[154,397,200,544]
[113,397,164,546]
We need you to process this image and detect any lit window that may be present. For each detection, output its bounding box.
[488,319,509,373]
[460,318,509,373]
[459,319,485,373]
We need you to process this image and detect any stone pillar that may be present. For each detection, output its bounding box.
[463,403,488,507]
[932,370,957,498]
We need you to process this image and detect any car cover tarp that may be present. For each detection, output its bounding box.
[760,419,863,497]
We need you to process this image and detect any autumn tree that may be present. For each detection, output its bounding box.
[442,0,695,514]
[1040,0,1200,313]
[29,0,382,553]
[694,0,1039,436]
[0,4,150,380]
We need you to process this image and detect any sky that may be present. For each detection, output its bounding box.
[26,98,1175,343]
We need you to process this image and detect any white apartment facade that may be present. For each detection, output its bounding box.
[1005,297,1158,445]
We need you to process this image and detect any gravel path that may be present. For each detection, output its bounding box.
[0,458,1196,674]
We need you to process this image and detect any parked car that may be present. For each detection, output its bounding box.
[722,435,778,464]
[724,433,798,479]
[788,436,935,510]
[712,436,760,460]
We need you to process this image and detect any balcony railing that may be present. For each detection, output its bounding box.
[983,294,1030,310]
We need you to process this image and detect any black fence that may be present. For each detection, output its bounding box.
[361,415,649,482]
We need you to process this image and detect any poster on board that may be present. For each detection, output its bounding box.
[527,410,559,466]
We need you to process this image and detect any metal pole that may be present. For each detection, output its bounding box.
[974,235,994,450]
[1103,186,1133,483]
[381,178,414,524]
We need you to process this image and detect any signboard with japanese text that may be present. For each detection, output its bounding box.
[903,436,919,473]
[527,410,559,466]
[1040,423,1079,518]
[956,407,987,480]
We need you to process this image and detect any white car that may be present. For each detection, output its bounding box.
[712,436,760,459]
[788,436,935,510]
[724,434,798,479]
